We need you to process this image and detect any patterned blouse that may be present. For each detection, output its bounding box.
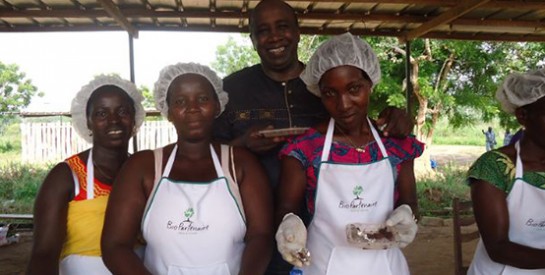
[65,154,112,201]
[467,150,545,193]
[279,128,425,215]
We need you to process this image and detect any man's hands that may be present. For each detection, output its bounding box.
[385,204,418,248]
[242,125,286,154]
[276,213,310,267]
[376,107,414,138]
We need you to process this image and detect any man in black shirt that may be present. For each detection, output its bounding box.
[213,0,328,190]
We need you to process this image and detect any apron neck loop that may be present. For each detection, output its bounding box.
[321,117,389,162]
[163,144,224,178]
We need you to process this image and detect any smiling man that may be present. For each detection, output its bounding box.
[213,0,327,191]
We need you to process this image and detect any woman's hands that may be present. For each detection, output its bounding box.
[276,213,310,267]
[385,204,418,248]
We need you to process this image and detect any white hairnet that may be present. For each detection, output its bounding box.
[71,75,145,143]
[496,68,545,114]
[153,62,228,118]
[300,32,381,97]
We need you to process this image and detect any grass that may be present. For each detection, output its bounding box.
[416,164,471,217]
[0,162,52,214]
[0,122,21,154]
[431,118,503,146]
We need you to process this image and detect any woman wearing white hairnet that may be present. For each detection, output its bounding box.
[27,75,145,275]
[275,33,423,274]
[468,69,545,275]
[101,63,273,275]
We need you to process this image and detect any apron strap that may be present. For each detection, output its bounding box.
[153,147,163,187]
[162,145,177,178]
[143,146,166,226]
[210,144,224,178]
[86,149,95,199]
[67,163,80,198]
[221,145,246,222]
[515,140,523,178]
[321,118,336,162]
[221,144,235,184]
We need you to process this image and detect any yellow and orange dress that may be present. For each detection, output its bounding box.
[59,153,112,275]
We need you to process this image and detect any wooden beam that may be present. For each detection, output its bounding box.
[3,9,544,30]
[454,18,545,29]
[421,30,545,42]
[401,0,492,42]
[0,10,107,18]
[2,23,545,42]
[96,0,138,38]
[284,0,545,9]
[15,110,162,117]
[0,214,33,220]
[0,9,247,19]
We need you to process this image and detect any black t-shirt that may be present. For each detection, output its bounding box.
[213,64,328,187]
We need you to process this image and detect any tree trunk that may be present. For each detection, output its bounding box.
[410,57,434,177]
[414,50,454,178]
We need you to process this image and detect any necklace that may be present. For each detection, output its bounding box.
[336,125,371,153]
[92,160,115,182]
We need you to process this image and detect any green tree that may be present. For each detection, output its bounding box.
[298,35,328,64]
[212,35,259,77]
[212,34,327,76]
[139,84,163,121]
[373,39,545,173]
[139,85,154,110]
[375,39,545,144]
[0,62,42,134]
[0,62,41,115]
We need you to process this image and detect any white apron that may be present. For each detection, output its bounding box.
[142,144,246,275]
[301,118,410,275]
[468,141,545,275]
[60,149,112,275]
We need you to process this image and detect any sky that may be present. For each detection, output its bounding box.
[0,31,241,112]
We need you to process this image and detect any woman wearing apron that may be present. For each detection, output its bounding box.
[275,33,423,274]
[468,69,545,274]
[27,75,145,275]
[101,63,274,275]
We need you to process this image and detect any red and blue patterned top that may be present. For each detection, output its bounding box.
[279,128,425,215]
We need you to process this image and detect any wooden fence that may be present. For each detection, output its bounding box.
[21,120,177,163]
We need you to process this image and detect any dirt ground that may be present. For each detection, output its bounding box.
[405,222,479,275]
[0,145,485,275]
[429,144,484,167]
